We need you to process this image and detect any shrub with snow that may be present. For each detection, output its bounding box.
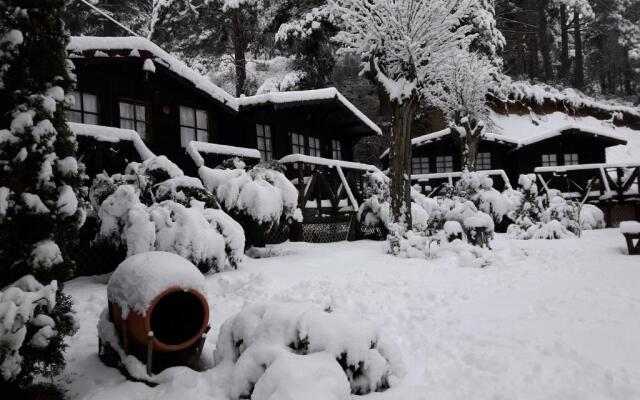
[580,204,605,230]
[89,156,244,273]
[541,196,580,235]
[199,159,301,248]
[448,171,520,226]
[0,276,77,388]
[214,302,405,398]
[358,171,436,234]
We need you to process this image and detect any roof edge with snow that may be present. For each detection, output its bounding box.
[237,88,382,136]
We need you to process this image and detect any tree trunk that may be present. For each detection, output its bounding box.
[623,49,633,96]
[388,97,416,231]
[230,9,247,97]
[573,8,585,89]
[537,0,553,81]
[457,124,482,172]
[559,5,570,77]
[527,29,539,80]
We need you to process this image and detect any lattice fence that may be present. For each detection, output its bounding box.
[303,221,351,243]
[265,223,290,244]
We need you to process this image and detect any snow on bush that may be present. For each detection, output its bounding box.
[251,352,351,400]
[507,175,583,240]
[358,171,437,233]
[450,171,520,225]
[0,276,77,385]
[199,160,301,247]
[579,204,605,230]
[90,156,244,273]
[214,302,405,398]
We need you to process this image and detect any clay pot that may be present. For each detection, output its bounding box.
[111,287,209,353]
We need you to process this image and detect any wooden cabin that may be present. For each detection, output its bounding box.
[66,36,382,242]
[66,37,380,178]
[382,124,625,179]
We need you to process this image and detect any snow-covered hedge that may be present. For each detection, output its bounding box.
[579,204,606,230]
[214,303,405,398]
[89,156,244,273]
[199,159,301,248]
[0,276,77,386]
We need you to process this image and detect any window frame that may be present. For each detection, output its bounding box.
[308,136,321,157]
[541,154,558,167]
[435,155,454,173]
[331,139,342,160]
[563,153,579,166]
[476,152,492,171]
[411,157,430,174]
[67,91,99,124]
[256,123,273,161]
[291,132,305,155]
[179,105,209,147]
[118,98,151,141]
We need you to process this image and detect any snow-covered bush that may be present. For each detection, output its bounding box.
[580,204,605,230]
[199,159,301,248]
[358,171,436,234]
[89,156,244,273]
[449,171,520,226]
[214,302,405,398]
[542,196,580,235]
[507,174,584,240]
[0,276,77,388]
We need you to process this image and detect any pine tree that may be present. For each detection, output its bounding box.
[0,0,87,286]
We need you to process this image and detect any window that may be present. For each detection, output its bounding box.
[66,91,98,124]
[179,106,208,147]
[411,157,430,174]
[119,100,150,140]
[564,153,579,166]
[541,154,558,167]
[436,156,454,172]
[256,124,273,161]
[331,139,342,160]
[291,132,305,154]
[309,136,321,157]
[476,152,491,170]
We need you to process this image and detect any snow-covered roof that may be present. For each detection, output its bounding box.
[67,37,380,136]
[67,36,237,110]
[68,122,155,160]
[380,128,519,159]
[503,81,640,118]
[279,153,380,172]
[237,88,382,135]
[516,123,628,148]
[380,122,628,159]
[186,141,261,167]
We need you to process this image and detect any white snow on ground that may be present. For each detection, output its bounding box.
[490,111,640,163]
[60,229,640,399]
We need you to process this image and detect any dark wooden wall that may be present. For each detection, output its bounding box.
[73,58,237,176]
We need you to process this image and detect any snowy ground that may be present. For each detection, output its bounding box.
[60,229,640,400]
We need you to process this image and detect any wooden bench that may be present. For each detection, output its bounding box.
[620,221,640,255]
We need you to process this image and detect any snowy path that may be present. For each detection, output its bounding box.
[61,229,640,400]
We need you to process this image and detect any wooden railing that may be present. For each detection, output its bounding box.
[411,169,513,197]
[279,154,380,222]
[534,163,640,201]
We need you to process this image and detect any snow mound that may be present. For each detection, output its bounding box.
[107,251,206,318]
[214,302,405,398]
